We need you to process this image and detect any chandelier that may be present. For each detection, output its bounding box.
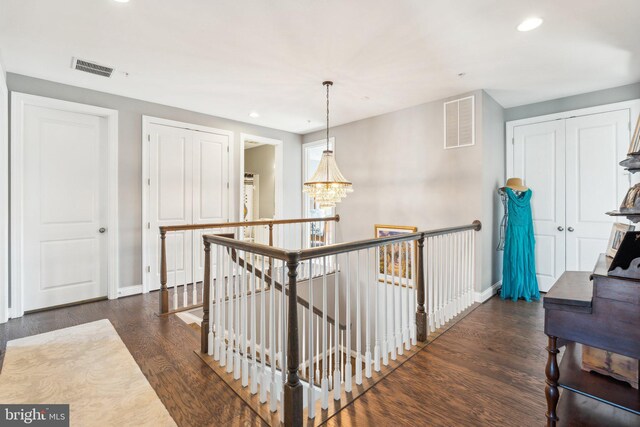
[303,81,353,208]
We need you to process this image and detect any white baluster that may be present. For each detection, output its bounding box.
[427,236,434,333]
[226,248,233,372]
[365,247,372,378]
[328,328,333,389]
[269,257,277,412]
[308,277,315,420]
[396,243,403,356]
[207,244,215,356]
[315,320,320,385]
[321,257,329,409]
[390,243,397,361]
[250,252,258,395]
[404,241,411,350]
[382,246,389,366]
[333,253,341,399]
[301,306,306,376]
[259,256,267,403]
[471,230,476,306]
[355,250,363,384]
[412,240,418,343]
[192,230,197,305]
[340,331,344,384]
[234,250,241,380]
[173,233,179,310]
[344,252,352,392]
[214,245,222,361]
[242,250,249,388]
[374,245,381,372]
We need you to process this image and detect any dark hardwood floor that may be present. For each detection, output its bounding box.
[2,292,628,426]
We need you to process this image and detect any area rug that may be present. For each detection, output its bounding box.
[0,319,176,427]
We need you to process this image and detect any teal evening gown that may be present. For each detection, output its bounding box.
[500,188,540,302]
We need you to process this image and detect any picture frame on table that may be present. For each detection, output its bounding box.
[607,222,635,258]
[374,224,417,287]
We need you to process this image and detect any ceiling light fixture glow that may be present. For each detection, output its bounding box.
[249,111,260,118]
[517,17,543,32]
[113,0,130,3]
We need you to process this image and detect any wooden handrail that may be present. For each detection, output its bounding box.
[202,220,482,261]
[159,214,339,233]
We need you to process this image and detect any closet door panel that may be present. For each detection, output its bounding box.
[191,130,229,282]
[566,110,630,271]
[513,120,566,292]
[148,124,194,291]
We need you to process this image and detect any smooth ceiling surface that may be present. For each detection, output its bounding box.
[1,0,638,133]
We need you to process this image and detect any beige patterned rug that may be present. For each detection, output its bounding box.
[0,319,176,427]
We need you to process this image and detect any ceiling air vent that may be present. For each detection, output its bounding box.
[444,95,475,149]
[71,57,114,78]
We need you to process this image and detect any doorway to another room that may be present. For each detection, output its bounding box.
[239,134,283,245]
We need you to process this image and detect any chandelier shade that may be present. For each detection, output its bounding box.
[303,81,353,208]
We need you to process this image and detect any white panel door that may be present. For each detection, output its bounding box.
[192,131,229,282]
[512,120,566,292]
[147,124,229,291]
[148,124,193,291]
[23,105,107,311]
[565,111,630,271]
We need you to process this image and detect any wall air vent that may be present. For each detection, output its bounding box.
[71,57,114,78]
[444,95,475,149]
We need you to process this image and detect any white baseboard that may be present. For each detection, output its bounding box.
[118,284,143,298]
[474,281,501,303]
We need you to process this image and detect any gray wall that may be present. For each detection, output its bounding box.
[244,144,276,219]
[504,82,640,122]
[7,73,302,290]
[303,90,489,290]
[481,91,506,287]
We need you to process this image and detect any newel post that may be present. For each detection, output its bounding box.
[284,255,302,427]
[416,235,427,342]
[159,229,169,314]
[201,240,211,354]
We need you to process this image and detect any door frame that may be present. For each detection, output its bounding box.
[239,133,284,221]
[10,92,119,318]
[141,116,234,293]
[0,63,8,323]
[506,99,640,178]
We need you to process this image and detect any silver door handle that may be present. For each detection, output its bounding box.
[557,226,564,231]
[568,227,574,232]
[99,227,107,233]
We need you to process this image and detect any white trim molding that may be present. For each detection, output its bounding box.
[475,281,501,303]
[239,133,284,221]
[141,115,234,293]
[117,284,143,298]
[10,93,119,318]
[0,62,8,323]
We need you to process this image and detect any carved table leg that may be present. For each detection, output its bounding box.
[545,335,560,426]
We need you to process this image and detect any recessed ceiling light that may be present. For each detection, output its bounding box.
[249,111,260,118]
[517,17,543,32]
[113,0,130,3]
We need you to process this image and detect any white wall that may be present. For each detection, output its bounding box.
[6,73,302,291]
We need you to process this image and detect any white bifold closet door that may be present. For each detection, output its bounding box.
[512,109,630,292]
[147,123,229,291]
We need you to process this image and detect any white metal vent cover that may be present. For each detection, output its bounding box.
[71,57,114,78]
[444,95,475,149]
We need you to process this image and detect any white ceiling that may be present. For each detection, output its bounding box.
[1,0,639,134]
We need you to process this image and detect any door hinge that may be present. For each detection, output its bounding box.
[147,222,150,229]
[147,134,151,142]
[147,266,151,273]
[511,138,515,145]
[147,178,150,186]
[227,145,229,153]
[227,182,229,189]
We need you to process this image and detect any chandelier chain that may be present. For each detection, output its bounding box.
[326,82,330,151]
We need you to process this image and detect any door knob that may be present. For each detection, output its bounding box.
[557,226,564,231]
[568,227,574,232]
[99,227,107,233]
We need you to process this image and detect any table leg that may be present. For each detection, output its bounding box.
[545,335,560,426]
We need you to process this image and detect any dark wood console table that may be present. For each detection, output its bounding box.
[544,254,640,426]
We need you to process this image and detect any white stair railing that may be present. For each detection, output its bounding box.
[200,220,481,426]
